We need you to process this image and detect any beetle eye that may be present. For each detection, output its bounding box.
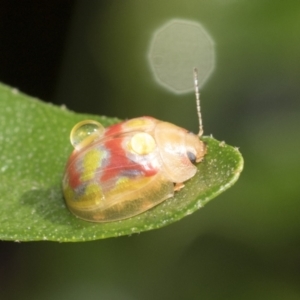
[187,151,197,164]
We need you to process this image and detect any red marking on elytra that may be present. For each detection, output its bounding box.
[104,122,125,137]
[101,137,157,182]
[105,116,156,137]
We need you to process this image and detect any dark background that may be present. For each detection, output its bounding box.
[0,0,74,100]
[1,1,300,299]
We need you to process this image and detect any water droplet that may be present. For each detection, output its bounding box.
[70,120,105,150]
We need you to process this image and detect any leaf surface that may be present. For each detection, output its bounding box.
[0,84,243,241]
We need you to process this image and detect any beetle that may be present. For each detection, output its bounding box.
[62,69,206,222]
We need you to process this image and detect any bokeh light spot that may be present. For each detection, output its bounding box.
[148,19,215,94]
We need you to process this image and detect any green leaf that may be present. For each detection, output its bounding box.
[0,83,243,242]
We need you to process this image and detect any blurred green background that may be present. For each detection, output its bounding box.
[1,1,300,299]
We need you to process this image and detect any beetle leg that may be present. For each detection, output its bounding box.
[174,182,184,191]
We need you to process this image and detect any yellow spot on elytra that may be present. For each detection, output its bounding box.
[63,184,75,201]
[126,118,150,129]
[107,177,130,197]
[83,184,103,204]
[107,176,152,199]
[129,133,156,155]
[81,149,102,182]
[75,184,104,209]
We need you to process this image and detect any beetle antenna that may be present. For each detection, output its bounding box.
[193,68,203,137]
